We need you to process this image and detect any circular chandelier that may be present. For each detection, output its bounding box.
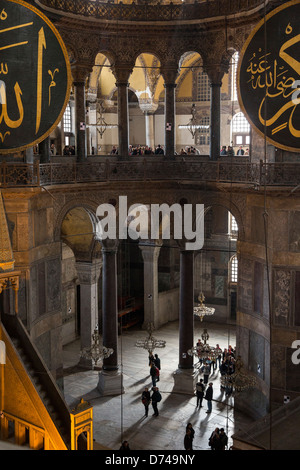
[220,355,257,394]
[80,325,114,368]
[135,322,166,354]
[194,292,215,321]
[187,328,218,361]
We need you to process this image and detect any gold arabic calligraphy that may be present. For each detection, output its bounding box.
[246,23,300,138]
[0,8,59,144]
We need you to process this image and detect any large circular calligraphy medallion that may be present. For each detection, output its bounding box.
[237,0,300,152]
[0,0,71,153]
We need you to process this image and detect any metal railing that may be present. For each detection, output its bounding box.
[0,159,299,188]
[37,0,267,22]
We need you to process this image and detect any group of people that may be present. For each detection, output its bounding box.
[63,145,76,155]
[110,144,165,155]
[184,421,228,451]
[208,427,228,450]
[140,353,162,417]
[179,146,200,155]
[220,145,249,156]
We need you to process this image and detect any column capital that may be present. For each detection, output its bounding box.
[101,239,119,253]
[71,65,93,85]
[111,65,133,85]
[203,60,230,86]
[160,66,178,86]
[139,241,161,262]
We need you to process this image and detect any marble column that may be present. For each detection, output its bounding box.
[145,113,155,151]
[112,66,133,158]
[173,249,197,394]
[140,101,158,152]
[163,82,176,157]
[204,57,229,161]
[76,260,102,369]
[139,241,161,329]
[97,242,124,395]
[72,66,91,161]
[161,66,178,158]
[209,82,221,161]
[38,136,50,163]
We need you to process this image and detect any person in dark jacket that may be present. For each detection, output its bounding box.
[205,382,213,413]
[184,429,193,450]
[119,440,131,451]
[154,353,161,371]
[196,378,205,408]
[141,387,151,417]
[150,362,159,387]
[151,386,161,416]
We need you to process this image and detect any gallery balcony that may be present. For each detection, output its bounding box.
[0,156,299,189]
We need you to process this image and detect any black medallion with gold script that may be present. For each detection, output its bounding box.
[237,0,300,152]
[0,0,71,153]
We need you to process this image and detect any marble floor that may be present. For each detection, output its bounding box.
[62,321,254,451]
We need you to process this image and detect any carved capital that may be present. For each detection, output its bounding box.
[111,65,134,85]
[160,66,179,86]
[72,65,93,85]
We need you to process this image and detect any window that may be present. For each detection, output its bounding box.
[232,112,250,147]
[229,213,238,239]
[63,103,72,133]
[230,255,238,283]
[195,116,210,146]
[197,70,210,101]
[231,51,239,102]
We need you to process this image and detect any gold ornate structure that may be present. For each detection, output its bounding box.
[70,398,93,450]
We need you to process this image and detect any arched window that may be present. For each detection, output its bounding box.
[229,213,238,239]
[232,112,250,147]
[231,51,239,102]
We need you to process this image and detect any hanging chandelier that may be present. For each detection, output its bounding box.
[178,104,209,139]
[194,292,215,321]
[86,101,118,139]
[135,322,166,354]
[80,325,113,368]
[220,355,257,394]
[187,328,218,361]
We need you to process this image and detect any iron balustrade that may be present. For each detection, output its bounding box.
[0,160,299,187]
[36,0,269,22]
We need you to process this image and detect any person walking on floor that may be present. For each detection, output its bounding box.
[195,378,205,408]
[150,362,159,387]
[203,361,210,384]
[151,386,162,417]
[141,387,151,417]
[184,429,193,450]
[205,382,213,413]
[219,428,228,450]
[186,423,195,443]
[154,353,161,372]
[208,428,220,450]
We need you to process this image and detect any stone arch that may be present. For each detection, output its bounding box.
[54,199,99,244]
[196,193,246,242]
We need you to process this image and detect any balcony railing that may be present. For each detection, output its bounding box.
[36,0,267,22]
[0,160,299,188]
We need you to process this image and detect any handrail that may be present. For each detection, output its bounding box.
[0,160,299,187]
[36,0,268,22]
